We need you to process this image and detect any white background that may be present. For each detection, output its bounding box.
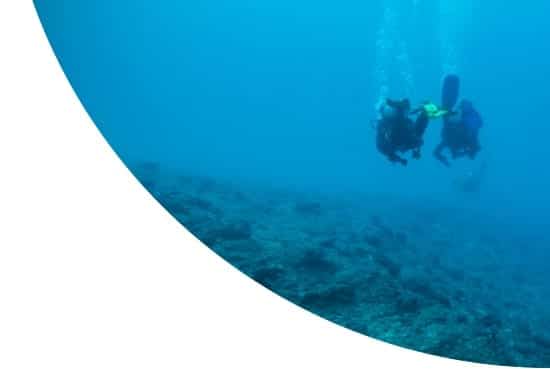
[0,2,514,368]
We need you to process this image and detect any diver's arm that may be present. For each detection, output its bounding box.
[410,107,422,115]
[414,111,430,137]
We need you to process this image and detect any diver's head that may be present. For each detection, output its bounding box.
[460,99,474,113]
[380,103,397,120]
[394,98,411,114]
[381,98,410,119]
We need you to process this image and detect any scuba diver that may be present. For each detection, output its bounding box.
[375,98,448,166]
[434,74,484,167]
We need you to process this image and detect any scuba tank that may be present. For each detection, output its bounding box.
[441,74,460,111]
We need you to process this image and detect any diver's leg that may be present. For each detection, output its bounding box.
[467,145,480,159]
[408,113,429,157]
[470,135,481,157]
[388,152,407,166]
[459,132,480,159]
[433,142,450,167]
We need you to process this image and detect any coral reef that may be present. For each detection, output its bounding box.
[131,161,550,367]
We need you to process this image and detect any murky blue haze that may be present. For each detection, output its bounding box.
[35,1,550,366]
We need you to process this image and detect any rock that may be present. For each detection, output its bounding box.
[339,245,370,259]
[396,294,421,314]
[455,312,468,324]
[301,284,357,309]
[157,193,189,214]
[320,238,337,248]
[478,307,502,330]
[370,215,384,228]
[447,267,465,282]
[364,232,383,247]
[393,231,408,245]
[294,201,322,216]
[197,177,220,194]
[453,289,465,303]
[253,266,285,289]
[296,248,339,275]
[184,196,213,211]
[375,253,401,277]
[212,221,252,241]
[428,333,462,357]
[403,277,451,308]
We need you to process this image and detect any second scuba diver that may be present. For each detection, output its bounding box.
[433,74,484,167]
[375,98,448,166]
[433,99,483,166]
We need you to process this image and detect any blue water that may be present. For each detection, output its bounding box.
[34,1,550,366]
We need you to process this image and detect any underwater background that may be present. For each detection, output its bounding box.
[35,0,550,366]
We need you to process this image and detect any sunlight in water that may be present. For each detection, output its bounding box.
[437,0,473,75]
[374,1,416,111]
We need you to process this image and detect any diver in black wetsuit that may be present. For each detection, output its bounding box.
[375,98,430,166]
